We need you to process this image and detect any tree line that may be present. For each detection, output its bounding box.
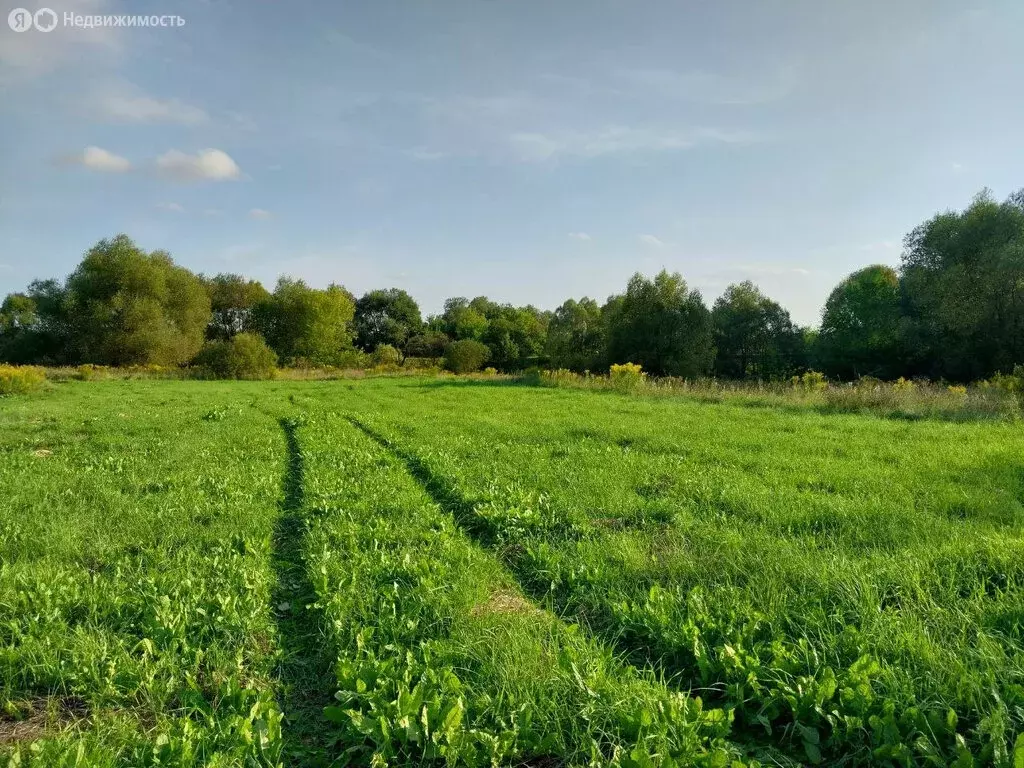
[1,189,1022,382]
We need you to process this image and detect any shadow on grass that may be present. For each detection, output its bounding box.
[272,417,338,767]
[346,417,496,546]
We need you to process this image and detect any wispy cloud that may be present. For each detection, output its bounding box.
[508,126,757,161]
[638,234,666,248]
[65,146,132,173]
[614,64,799,106]
[568,232,592,241]
[92,83,207,125]
[155,149,242,182]
[0,0,119,84]
[156,202,185,213]
[249,208,273,220]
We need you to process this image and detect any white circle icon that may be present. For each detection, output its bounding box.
[8,7,33,31]
[34,7,57,32]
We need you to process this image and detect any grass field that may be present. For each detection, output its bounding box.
[2,378,1023,766]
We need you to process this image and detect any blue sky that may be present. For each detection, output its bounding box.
[2,0,1022,325]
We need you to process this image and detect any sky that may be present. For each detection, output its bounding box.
[1,0,1022,326]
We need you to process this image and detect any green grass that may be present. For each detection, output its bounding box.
[2,377,1023,766]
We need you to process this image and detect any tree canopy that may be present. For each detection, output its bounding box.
[354,288,422,353]
[712,281,805,379]
[251,278,357,367]
[64,235,211,366]
[605,270,715,377]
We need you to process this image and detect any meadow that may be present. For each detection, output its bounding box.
[1,377,1023,767]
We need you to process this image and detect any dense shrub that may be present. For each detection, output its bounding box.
[0,364,45,394]
[444,339,490,374]
[370,343,402,368]
[402,356,444,371]
[193,333,278,380]
[609,362,645,391]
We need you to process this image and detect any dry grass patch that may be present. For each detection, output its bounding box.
[0,697,87,745]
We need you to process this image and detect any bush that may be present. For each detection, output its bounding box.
[791,370,827,391]
[0,364,45,395]
[986,365,1024,394]
[76,364,112,381]
[402,356,444,371]
[370,344,402,368]
[443,339,490,374]
[609,362,645,391]
[193,333,278,380]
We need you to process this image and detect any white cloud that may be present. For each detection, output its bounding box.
[249,208,272,220]
[155,149,241,182]
[951,162,964,173]
[69,146,132,173]
[95,84,207,125]
[568,232,592,241]
[156,202,185,213]
[638,234,666,248]
[508,126,757,162]
[203,208,224,217]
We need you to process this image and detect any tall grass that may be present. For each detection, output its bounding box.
[0,364,46,395]
[528,368,1022,421]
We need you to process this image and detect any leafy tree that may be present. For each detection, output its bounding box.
[193,332,277,379]
[817,265,903,380]
[406,330,450,358]
[251,278,356,366]
[64,235,211,366]
[354,288,422,353]
[436,297,488,341]
[0,293,40,363]
[712,281,804,379]
[204,274,270,340]
[546,298,605,371]
[605,270,715,377]
[443,339,490,373]
[481,305,548,371]
[901,189,1024,381]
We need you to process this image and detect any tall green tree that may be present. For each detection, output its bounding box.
[481,305,548,371]
[0,293,41,363]
[712,281,804,379]
[251,278,356,366]
[605,270,715,377]
[354,288,422,353]
[901,189,1024,381]
[204,274,270,340]
[817,265,903,380]
[546,297,605,371]
[435,297,489,341]
[64,235,211,366]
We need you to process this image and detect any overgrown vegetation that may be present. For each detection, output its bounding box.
[0,365,45,395]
